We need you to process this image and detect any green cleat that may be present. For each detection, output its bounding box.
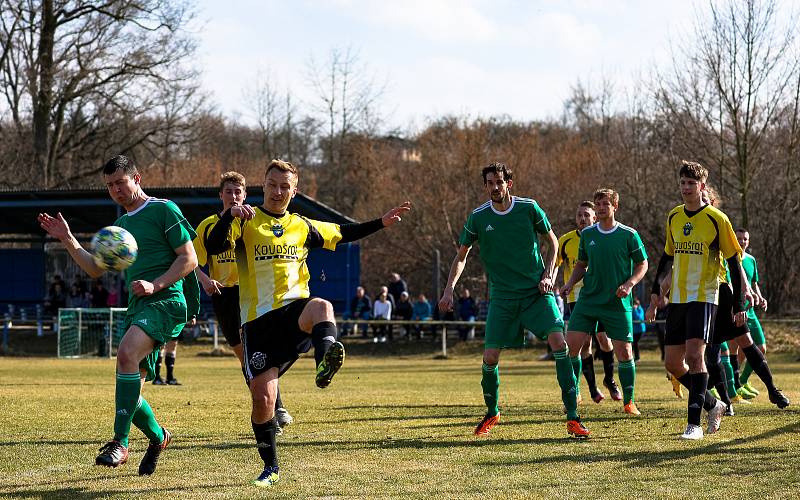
[742,382,760,396]
[316,341,345,389]
[709,387,720,400]
[737,386,757,400]
[253,466,280,487]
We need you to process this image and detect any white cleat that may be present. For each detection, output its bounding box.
[706,400,726,434]
[681,424,704,440]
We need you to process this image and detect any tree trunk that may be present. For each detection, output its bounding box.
[32,0,55,188]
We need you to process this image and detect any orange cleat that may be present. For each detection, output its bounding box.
[567,419,591,439]
[474,413,500,436]
[623,401,641,415]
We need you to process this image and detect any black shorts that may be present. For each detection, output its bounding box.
[665,302,717,345]
[241,298,313,381]
[712,284,749,344]
[211,285,242,347]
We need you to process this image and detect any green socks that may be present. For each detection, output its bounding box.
[131,396,165,444]
[721,355,738,399]
[570,356,582,398]
[554,349,578,420]
[481,363,500,417]
[618,359,636,404]
[113,372,142,447]
[740,361,753,385]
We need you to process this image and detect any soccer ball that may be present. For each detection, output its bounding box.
[91,226,138,271]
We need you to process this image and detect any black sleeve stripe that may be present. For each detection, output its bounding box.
[706,214,720,251]
[559,238,569,262]
[301,215,324,249]
[667,211,678,234]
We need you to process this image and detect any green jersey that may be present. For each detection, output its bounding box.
[114,197,198,314]
[742,252,759,319]
[459,196,551,299]
[576,222,647,311]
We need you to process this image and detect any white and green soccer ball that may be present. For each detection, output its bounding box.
[91,226,138,271]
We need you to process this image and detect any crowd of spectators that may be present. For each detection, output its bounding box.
[340,272,489,342]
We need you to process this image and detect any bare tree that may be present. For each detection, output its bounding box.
[0,0,203,187]
[655,0,800,227]
[306,46,386,169]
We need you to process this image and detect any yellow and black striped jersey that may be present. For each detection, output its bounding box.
[194,214,239,287]
[664,204,742,305]
[225,208,342,324]
[557,229,583,303]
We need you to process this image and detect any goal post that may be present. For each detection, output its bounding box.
[57,308,128,358]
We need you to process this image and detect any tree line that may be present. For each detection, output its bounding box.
[1,1,798,312]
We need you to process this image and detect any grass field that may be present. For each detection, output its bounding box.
[1,342,799,499]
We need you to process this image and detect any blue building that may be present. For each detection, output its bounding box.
[0,187,360,316]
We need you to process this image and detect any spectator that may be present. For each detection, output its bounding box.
[90,280,109,308]
[387,272,408,306]
[66,283,90,308]
[457,288,477,340]
[46,281,67,314]
[372,289,392,343]
[394,291,414,337]
[655,304,669,361]
[379,285,396,310]
[107,285,119,307]
[631,298,646,361]
[49,274,65,297]
[412,293,432,338]
[343,286,372,336]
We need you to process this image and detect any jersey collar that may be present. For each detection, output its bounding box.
[126,197,153,216]
[490,196,515,215]
[595,222,619,235]
[257,206,287,219]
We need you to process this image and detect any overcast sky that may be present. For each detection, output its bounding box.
[195,0,703,130]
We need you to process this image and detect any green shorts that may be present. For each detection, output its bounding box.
[747,315,765,345]
[485,294,564,349]
[567,302,633,342]
[124,299,188,381]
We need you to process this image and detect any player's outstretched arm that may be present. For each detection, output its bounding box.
[130,241,198,297]
[381,201,412,227]
[439,245,471,312]
[338,201,413,244]
[37,212,104,278]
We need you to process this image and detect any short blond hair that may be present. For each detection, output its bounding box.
[265,159,298,178]
[219,171,246,191]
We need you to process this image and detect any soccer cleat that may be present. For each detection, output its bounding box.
[138,427,171,475]
[95,440,129,467]
[566,419,590,439]
[737,386,757,400]
[166,378,181,386]
[743,382,760,396]
[253,466,280,487]
[591,389,605,404]
[275,408,294,428]
[768,388,790,409]
[623,401,641,416]
[474,413,500,436]
[724,404,735,417]
[152,376,165,386]
[709,387,720,400]
[604,379,622,401]
[706,400,726,434]
[668,374,684,398]
[680,424,704,440]
[730,394,751,405]
[315,341,345,389]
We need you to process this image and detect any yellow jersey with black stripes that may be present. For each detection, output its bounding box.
[557,229,583,304]
[194,214,239,287]
[664,204,742,305]
[226,207,342,324]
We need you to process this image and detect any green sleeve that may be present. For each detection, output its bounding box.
[752,256,759,283]
[164,201,197,250]
[630,231,647,263]
[458,213,477,247]
[532,202,552,234]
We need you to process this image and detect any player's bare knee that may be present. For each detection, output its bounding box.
[483,350,500,365]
